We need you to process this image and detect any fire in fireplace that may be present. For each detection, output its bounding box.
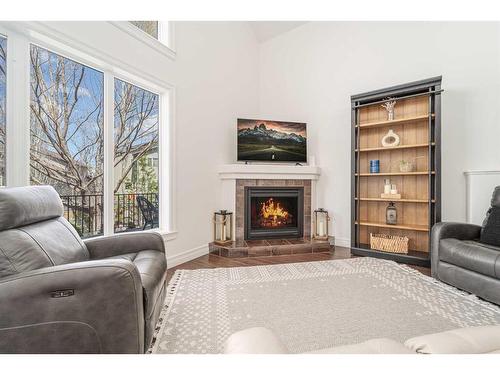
[245,187,303,240]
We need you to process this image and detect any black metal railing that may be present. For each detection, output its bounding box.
[60,192,159,238]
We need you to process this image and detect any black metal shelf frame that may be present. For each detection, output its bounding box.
[350,77,442,267]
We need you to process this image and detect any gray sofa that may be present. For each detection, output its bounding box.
[431,187,500,306]
[0,185,167,353]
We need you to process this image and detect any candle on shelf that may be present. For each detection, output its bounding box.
[390,184,398,195]
[384,179,391,194]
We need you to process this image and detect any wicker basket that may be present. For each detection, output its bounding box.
[370,233,409,254]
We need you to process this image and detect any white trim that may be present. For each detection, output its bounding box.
[103,72,114,236]
[464,170,500,176]
[167,244,209,269]
[218,164,321,180]
[4,29,30,187]
[108,21,176,61]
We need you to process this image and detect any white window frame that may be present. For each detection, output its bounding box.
[0,33,8,188]
[108,21,176,61]
[0,22,177,241]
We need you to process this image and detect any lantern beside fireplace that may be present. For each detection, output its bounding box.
[313,208,330,241]
[213,210,233,245]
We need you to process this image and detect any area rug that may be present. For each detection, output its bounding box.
[150,257,500,354]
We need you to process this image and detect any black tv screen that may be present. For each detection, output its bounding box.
[237,119,307,163]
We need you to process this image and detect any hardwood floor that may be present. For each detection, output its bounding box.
[167,246,431,282]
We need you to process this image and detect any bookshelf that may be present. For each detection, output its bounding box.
[351,77,442,266]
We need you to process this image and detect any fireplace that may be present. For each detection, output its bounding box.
[244,187,304,240]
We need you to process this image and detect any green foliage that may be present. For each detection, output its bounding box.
[124,155,158,194]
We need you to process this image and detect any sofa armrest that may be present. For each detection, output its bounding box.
[405,325,500,354]
[431,222,482,277]
[224,327,289,354]
[0,259,144,353]
[84,231,165,259]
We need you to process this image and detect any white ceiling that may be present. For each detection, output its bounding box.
[248,21,307,43]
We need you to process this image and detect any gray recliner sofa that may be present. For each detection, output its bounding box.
[431,187,500,306]
[0,185,167,353]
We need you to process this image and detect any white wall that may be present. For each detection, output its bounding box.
[3,21,260,265]
[258,22,500,245]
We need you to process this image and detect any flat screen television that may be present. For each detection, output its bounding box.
[237,118,307,163]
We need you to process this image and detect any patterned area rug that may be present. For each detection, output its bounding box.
[150,257,500,354]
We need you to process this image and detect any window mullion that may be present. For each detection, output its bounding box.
[6,32,30,187]
[103,72,114,236]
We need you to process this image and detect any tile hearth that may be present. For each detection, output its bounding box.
[209,238,334,258]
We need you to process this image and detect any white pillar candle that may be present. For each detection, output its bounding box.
[221,224,226,241]
[318,222,325,237]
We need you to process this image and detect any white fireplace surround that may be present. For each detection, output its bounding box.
[217,163,321,239]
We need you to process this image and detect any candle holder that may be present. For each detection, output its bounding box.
[313,208,330,241]
[213,210,233,245]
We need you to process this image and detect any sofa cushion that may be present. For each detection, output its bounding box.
[108,250,167,319]
[0,217,89,278]
[405,325,500,354]
[439,238,500,279]
[481,206,500,247]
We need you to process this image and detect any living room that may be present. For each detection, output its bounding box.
[2,0,500,373]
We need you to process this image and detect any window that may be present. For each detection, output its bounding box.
[2,25,172,239]
[129,21,159,39]
[30,45,105,237]
[114,79,159,232]
[0,35,6,186]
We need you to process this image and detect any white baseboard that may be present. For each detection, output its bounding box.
[167,244,209,269]
[335,237,351,248]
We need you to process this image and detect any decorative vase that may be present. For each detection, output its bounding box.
[381,129,400,148]
[399,160,414,173]
[369,159,380,173]
[381,99,397,121]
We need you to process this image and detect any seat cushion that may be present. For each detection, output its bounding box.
[439,238,500,279]
[108,250,167,319]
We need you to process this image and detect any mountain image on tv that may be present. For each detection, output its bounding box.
[237,119,307,162]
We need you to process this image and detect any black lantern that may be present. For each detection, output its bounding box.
[213,210,233,245]
[386,202,397,225]
[313,208,330,241]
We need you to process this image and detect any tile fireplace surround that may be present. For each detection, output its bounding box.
[212,164,332,257]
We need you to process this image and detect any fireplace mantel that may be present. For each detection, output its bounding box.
[217,164,321,180]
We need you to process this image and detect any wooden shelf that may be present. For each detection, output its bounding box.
[356,114,433,129]
[356,143,434,152]
[356,198,435,203]
[356,221,429,232]
[356,171,435,177]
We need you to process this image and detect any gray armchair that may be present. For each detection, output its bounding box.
[431,187,500,306]
[0,186,167,353]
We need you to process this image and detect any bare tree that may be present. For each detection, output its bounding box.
[30,45,104,196]
[113,80,158,193]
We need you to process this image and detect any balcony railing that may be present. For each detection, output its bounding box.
[60,192,159,238]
